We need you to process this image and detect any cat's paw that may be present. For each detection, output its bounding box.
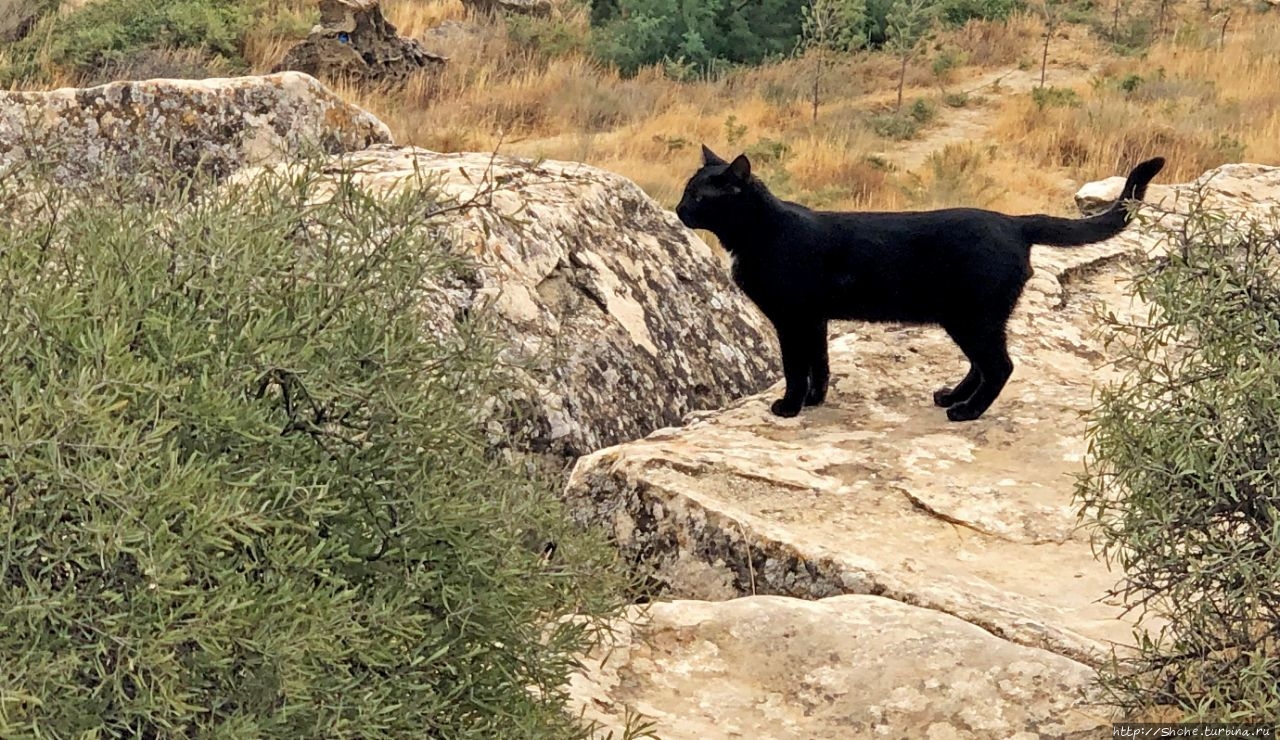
[932,387,957,407]
[804,387,827,406]
[770,398,803,418]
[945,402,986,422]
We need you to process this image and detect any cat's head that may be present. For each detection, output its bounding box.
[675,145,754,233]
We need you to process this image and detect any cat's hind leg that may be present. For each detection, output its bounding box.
[935,323,984,408]
[804,321,830,407]
[933,366,982,408]
[942,324,1013,422]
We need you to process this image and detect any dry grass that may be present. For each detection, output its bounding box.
[240,0,319,72]
[7,0,1278,217]
[991,8,1280,187]
[347,5,1280,216]
[336,9,1059,211]
[382,0,468,35]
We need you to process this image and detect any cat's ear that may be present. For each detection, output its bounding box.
[701,144,727,166]
[728,153,751,180]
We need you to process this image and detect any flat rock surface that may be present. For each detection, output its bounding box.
[566,595,1112,739]
[567,225,1149,664]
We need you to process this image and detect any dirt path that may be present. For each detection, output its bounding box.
[885,64,1098,172]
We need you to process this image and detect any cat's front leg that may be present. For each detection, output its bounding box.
[770,324,811,418]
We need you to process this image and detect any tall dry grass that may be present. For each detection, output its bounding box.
[8,0,1277,215]
[337,8,1064,211]
[991,9,1280,186]
[345,5,1279,216]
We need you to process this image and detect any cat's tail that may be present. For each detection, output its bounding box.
[1017,157,1165,247]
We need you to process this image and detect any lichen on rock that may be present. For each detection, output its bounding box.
[274,0,448,85]
[0,72,392,188]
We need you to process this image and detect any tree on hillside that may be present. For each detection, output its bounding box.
[1032,0,1065,87]
[1153,0,1177,39]
[800,0,868,122]
[885,0,937,110]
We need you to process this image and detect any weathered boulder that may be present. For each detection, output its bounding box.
[565,596,1113,739]
[563,163,1280,736]
[274,0,447,85]
[1074,162,1279,216]
[0,72,391,187]
[463,0,553,17]
[228,145,778,458]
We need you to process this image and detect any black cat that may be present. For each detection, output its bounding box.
[676,145,1164,421]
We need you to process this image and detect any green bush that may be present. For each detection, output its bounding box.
[869,112,919,139]
[1095,13,1155,55]
[1,0,260,84]
[560,0,1023,74]
[507,13,589,59]
[1031,84,1082,109]
[1077,204,1280,720]
[0,157,626,737]
[745,137,791,163]
[908,96,936,123]
[589,0,806,75]
[935,0,1023,26]
[1119,72,1144,94]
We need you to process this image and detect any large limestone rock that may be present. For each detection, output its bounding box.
[0,73,391,187]
[566,596,1112,739]
[229,145,778,458]
[564,163,1280,736]
[274,0,447,85]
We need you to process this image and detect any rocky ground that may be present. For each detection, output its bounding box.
[559,165,1280,737]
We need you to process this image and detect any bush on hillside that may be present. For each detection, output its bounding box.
[1031,84,1081,109]
[589,0,808,74]
[586,0,1020,74]
[0,155,627,737]
[1077,202,1280,720]
[0,0,276,85]
[935,0,1023,27]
